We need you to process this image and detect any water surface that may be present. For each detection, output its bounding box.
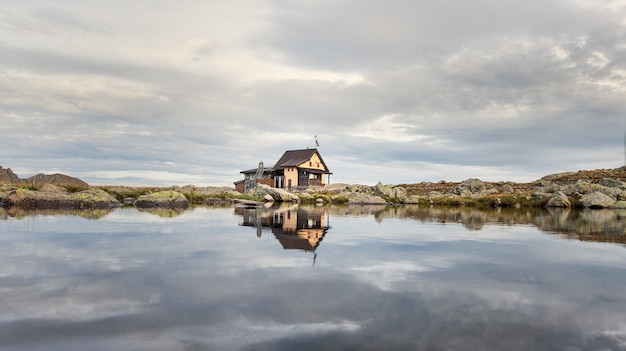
[1,205,625,350]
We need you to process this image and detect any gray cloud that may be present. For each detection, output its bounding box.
[1,0,625,185]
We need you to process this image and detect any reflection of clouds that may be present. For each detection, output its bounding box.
[1,207,626,350]
[349,260,437,290]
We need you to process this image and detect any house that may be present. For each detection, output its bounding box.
[234,148,332,193]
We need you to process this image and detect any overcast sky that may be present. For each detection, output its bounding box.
[2,0,625,186]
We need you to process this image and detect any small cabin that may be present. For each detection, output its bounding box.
[235,148,332,192]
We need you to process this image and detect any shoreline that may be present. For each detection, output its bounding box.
[2,167,626,210]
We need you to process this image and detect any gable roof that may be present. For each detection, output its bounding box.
[271,148,331,173]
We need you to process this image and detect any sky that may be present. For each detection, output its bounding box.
[1,0,626,186]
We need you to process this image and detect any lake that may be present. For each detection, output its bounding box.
[1,205,625,351]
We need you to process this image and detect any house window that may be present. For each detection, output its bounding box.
[309,162,312,166]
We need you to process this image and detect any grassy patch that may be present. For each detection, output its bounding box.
[24,184,42,191]
[63,185,86,193]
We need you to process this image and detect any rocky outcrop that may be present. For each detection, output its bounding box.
[534,172,626,208]
[24,173,89,189]
[3,184,120,209]
[135,191,190,209]
[0,165,88,189]
[0,166,21,184]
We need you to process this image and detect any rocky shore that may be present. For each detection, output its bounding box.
[2,165,626,210]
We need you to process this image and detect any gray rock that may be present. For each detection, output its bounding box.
[427,191,443,198]
[247,184,299,202]
[599,178,626,189]
[580,191,616,209]
[500,183,515,194]
[347,194,388,205]
[545,191,571,208]
[263,194,274,202]
[561,180,603,196]
[461,178,486,193]
[318,183,350,193]
[374,182,408,202]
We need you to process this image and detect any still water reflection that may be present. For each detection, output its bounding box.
[0,205,625,350]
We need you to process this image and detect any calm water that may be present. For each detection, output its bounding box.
[1,205,626,351]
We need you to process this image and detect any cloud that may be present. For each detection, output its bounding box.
[1,0,625,186]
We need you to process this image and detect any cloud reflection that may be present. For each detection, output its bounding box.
[0,206,625,350]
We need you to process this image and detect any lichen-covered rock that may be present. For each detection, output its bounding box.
[612,201,626,209]
[598,178,626,189]
[545,191,571,208]
[580,191,616,209]
[561,180,604,196]
[135,191,190,209]
[3,186,120,209]
[71,188,121,209]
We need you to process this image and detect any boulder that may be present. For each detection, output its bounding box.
[545,191,571,208]
[247,184,299,202]
[347,194,388,205]
[71,188,122,209]
[427,191,444,198]
[561,180,602,196]
[599,178,626,189]
[449,178,488,196]
[263,194,274,202]
[461,178,486,193]
[500,183,515,194]
[373,182,407,202]
[135,190,190,209]
[580,192,616,209]
[406,195,421,204]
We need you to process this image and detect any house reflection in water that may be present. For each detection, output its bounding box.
[235,206,331,253]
